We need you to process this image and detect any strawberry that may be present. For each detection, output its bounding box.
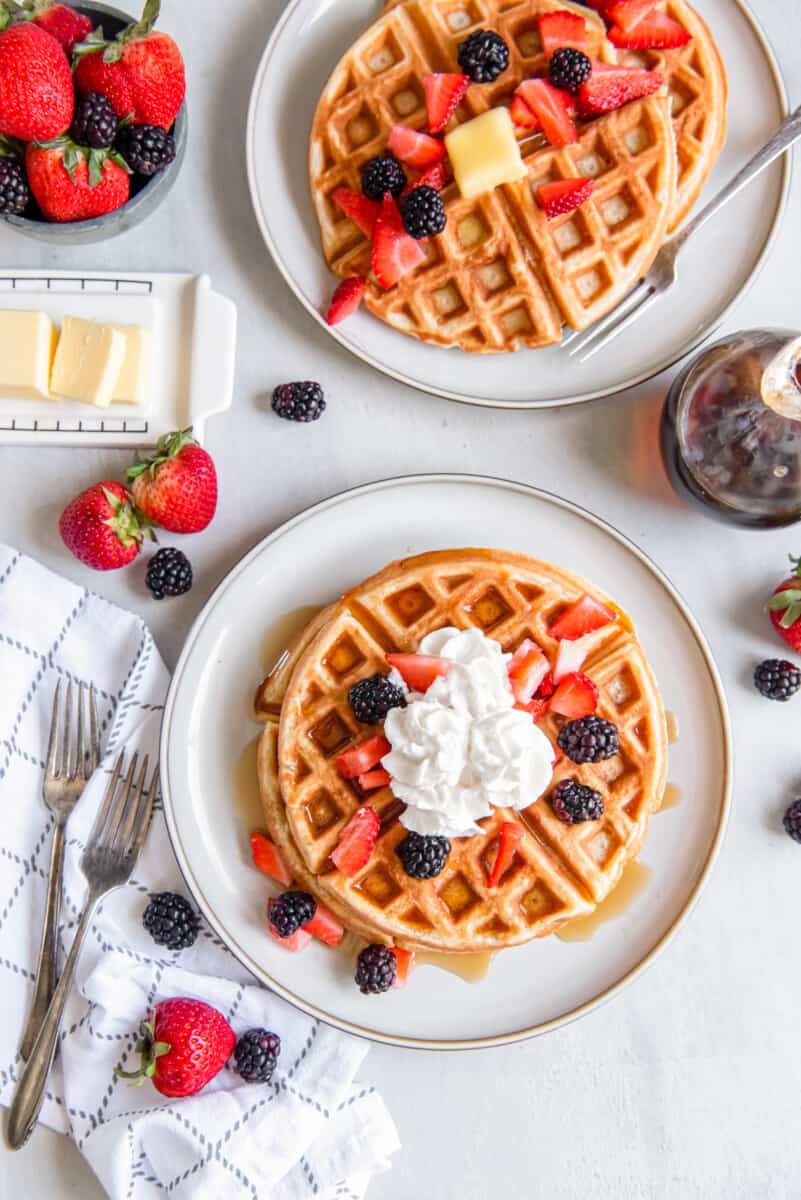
[118,997,235,1098]
[73,0,185,130]
[549,594,618,640]
[537,671,556,699]
[577,64,663,112]
[326,275,366,326]
[387,123,446,170]
[336,735,391,780]
[608,11,691,48]
[516,696,550,723]
[608,0,659,33]
[305,903,345,947]
[580,0,616,14]
[390,946,415,988]
[507,638,550,703]
[59,481,148,571]
[487,821,524,888]
[404,160,449,193]
[331,805,380,877]
[767,556,801,653]
[269,925,312,951]
[515,79,576,146]
[423,72,470,134]
[537,177,594,219]
[553,631,597,681]
[537,10,587,56]
[128,427,217,534]
[0,22,73,141]
[30,3,94,53]
[332,185,380,237]
[385,652,450,692]
[26,136,130,221]
[357,766,392,791]
[549,671,599,718]
[371,192,426,289]
[250,831,293,886]
[510,93,539,129]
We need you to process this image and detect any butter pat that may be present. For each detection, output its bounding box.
[111,325,151,406]
[0,310,57,400]
[51,316,126,409]
[445,108,527,201]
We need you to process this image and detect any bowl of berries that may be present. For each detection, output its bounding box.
[0,0,186,242]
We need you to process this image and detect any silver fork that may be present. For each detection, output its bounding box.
[564,102,801,362]
[7,750,158,1150]
[20,681,100,1061]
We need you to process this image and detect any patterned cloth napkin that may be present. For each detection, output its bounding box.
[0,545,399,1198]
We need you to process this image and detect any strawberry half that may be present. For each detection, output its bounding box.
[268,924,313,952]
[487,821,525,888]
[549,671,599,719]
[391,946,415,988]
[336,735,391,780]
[332,186,380,238]
[549,594,618,640]
[357,766,392,792]
[388,124,447,170]
[537,177,594,219]
[331,806,380,877]
[385,652,450,692]
[608,0,659,33]
[767,556,801,654]
[510,93,539,129]
[371,193,426,289]
[250,832,293,886]
[577,65,663,113]
[538,10,588,56]
[507,638,550,703]
[401,160,449,196]
[326,276,366,326]
[305,903,345,947]
[515,79,577,146]
[608,11,691,48]
[423,72,470,134]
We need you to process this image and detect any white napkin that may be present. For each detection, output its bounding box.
[0,545,400,1198]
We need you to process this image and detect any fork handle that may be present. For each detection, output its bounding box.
[6,891,98,1150]
[19,822,66,1061]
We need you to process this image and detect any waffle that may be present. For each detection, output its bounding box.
[256,550,668,953]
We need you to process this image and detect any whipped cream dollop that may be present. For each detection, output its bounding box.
[382,627,554,838]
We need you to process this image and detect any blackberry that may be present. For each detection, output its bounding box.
[396,831,450,879]
[116,123,176,176]
[548,48,592,92]
[783,800,801,844]
[400,186,447,239]
[557,714,619,763]
[355,944,396,994]
[361,153,406,201]
[72,92,118,149]
[550,779,604,824]
[233,1028,281,1083]
[457,29,510,83]
[349,674,406,724]
[145,548,193,600]
[0,156,29,214]
[142,892,200,951]
[272,381,326,423]
[268,890,316,939]
[753,658,801,701]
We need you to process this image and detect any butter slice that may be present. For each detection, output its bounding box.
[51,316,126,409]
[111,325,151,406]
[445,108,527,201]
[0,310,58,400]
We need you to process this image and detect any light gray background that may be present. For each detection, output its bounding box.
[1,1,800,1196]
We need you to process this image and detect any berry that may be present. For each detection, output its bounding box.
[514,79,577,146]
[371,192,426,289]
[401,160,448,196]
[116,122,176,176]
[145,547,192,600]
[357,767,391,792]
[783,799,801,844]
[25,138,130,222]
[250,831,293,886]
[767,556,801,654]
[753,659,801,702]
[557,714,619,763]
[391,946,415,987]
[422,72,470,134]
[305,904,345,947]
[457,29,509,84]
[537,178,595,219]
[269,926,312,952]
[385,652,450,692]
[551,779,604,823]
[331,806,380,877]
[33,4,94,55]
[361,153,406,201]
[549,671,599,719]
[387,124,446,170]
[118,998,235,1098]
[142,891,200,951]
[577,65,663,115]
[538,11,588,56]
[487,821,524,887]
[551,594,618,640]
[0,23,74,142]
[399,185,446,239]
[327,275,367,326]
[548,47,593,92]
[331,185,380,237]
[128,428,218,533]
[233,1028,281,1084]
[336,735,391,780]
[355,944,396,994]
[507,639,549,704]
[271,380,326,423]
[73,16,185,130]
[0,155,29,214]
[59,481,148,571]
[608,0,660,33]
[608,11,691,49]
[72,92,118,149]
[267,890,316,939]
[349,674,407,724]
[396,831,450,879]
[510,93,540,130]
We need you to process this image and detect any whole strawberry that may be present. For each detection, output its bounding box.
[26,136,130,222]
[0,22,73,141]
[59,481,148,570]
[128,428,218,534]
[118,998,235,1098]
[767,555,801,654]
[73,0,185,130]
[31,2,94,54]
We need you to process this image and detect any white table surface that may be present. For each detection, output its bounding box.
[1,1,800,1196]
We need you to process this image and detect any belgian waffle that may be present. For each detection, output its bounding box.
[256,550,668,953]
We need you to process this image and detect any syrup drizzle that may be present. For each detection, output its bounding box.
[666,710,680,744]
[414,950,496,982]
[555,860,652,943]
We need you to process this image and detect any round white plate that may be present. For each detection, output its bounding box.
[161,476,732,1049]
[246,0,789,408]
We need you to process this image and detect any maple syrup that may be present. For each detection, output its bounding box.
[660,783,682,812]
[415,949,496,982]
[666,711,679,745]
[556,860,652,943]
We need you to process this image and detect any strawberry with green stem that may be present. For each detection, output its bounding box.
[768,555,801,654]
[26,134,130,221]
[118,997,235,1098]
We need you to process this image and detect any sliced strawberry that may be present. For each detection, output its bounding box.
[391,946,415,988]
[268,924,312,952]
[487,821,525,888]
[332,186,380,238]
[537,671,556,699]
[372,193,426,289]
[507,639,550,704]
[515,697,550,723]
[608,11,691,48]
[553,630,598,681]
[580,0,616,15]
[423,72,470,134]
[331,805,381,877]
[401,160,449,197]
[336,735,392,780]
[385,653,451,692]
[538,10,588,56]
[515,79,577,146]
[577,65,663,113]
[550,594,618,641]
[510,93,539,129]
[608,0,659,33]
[326,276,367,326]
[537,178,594,219]
[305,903,345,947]
[388,124,447,170]
[357,766,392,791]
[549,671,599,719]
[250,832,293,886]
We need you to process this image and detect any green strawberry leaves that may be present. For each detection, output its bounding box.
[35,136,132,186]
[128,427,197,482]
[0,133,25,160]
[768,590,801,630]
[72,0,161,62]
[116,1018,171,1086]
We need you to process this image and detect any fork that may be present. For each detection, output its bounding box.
[7,750,158,1150]
[19,681,100,1061]
[564,102,801,362]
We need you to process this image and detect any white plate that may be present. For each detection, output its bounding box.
[247,0,789,408]
[161,476,732,1049]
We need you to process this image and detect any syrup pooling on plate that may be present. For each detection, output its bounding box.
[555,860,652,943]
